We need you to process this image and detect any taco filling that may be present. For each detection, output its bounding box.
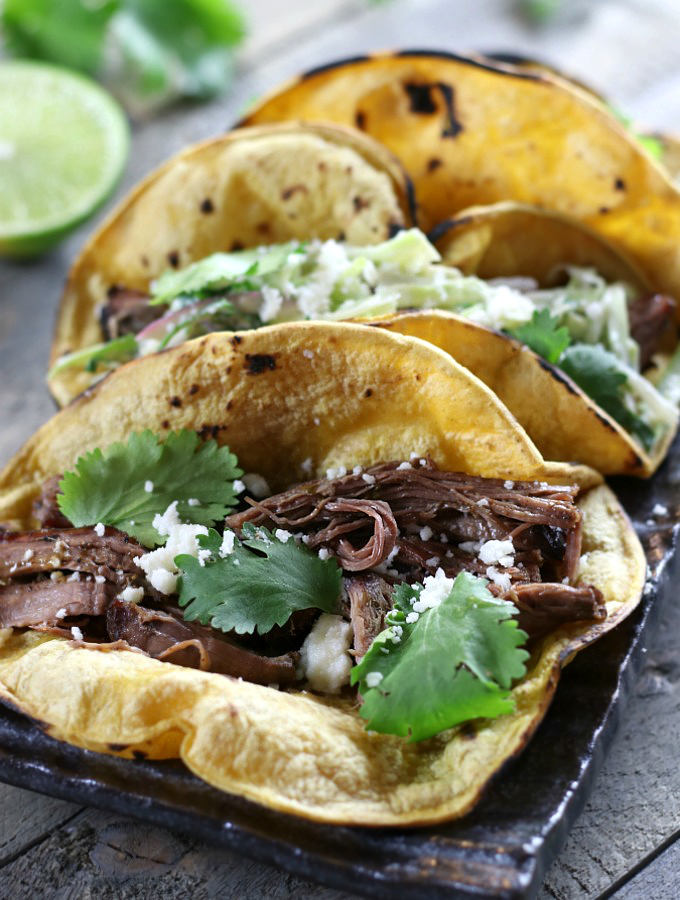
[51,229,679,458]
[0,431,606,742]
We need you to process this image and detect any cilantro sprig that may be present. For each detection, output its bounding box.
[351,573,529,742]
[177,525,341,635]
[57,430,242,547]
[508,309,571,364]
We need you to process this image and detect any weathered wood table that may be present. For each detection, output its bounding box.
[2,0,680,896]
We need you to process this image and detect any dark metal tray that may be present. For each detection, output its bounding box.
[0,442,677,900]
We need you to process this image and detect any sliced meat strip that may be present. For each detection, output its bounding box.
[309,499,398,571]
[510,582,606,638]
[344,575,394,659]
[0,527,146,584]
[106,601,299,685]
[0,580,113,627]
[629,293,676,369]
[100,286,156,340]
[33,476,71,529]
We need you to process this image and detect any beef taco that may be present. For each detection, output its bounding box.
[48,121,414,407]
[241,50,680,303]
[50,209,680,475]
[0,323,644,825]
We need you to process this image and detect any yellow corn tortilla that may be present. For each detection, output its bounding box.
[242,50,680,306]
[50,122,414,407]
[0,323,644,825]
[433,202,650,291]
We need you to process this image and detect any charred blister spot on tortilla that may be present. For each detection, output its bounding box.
[132,750,147,761]
[167,251,180,268]
[536,357,579,396]
[230,240,245,251]
[226,365,232,375]
[200,198,215,214]
[244,353,277,375]
[140,255,150,269]
[281,184,308,201]
[256,222,271,236]
[355,110,366,130]
[599,207,610,215]
[415,373,421,382]
[614,177,626,192]
[230,335,243,347]
[161,420,170,429]
[459,722,476,740]
[353,196,371,212]
[197,424,224,440]
[403,80,463,138]
[317,160,327,172]
[189,384,200,395]
[226,400,234,411]
[427,157,443,173]
[405,81,438,114]
[169,396,182,408]
[108,742,128,752]
[364,388,373,398]
[388,221,404,238]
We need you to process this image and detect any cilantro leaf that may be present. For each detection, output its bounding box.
[351,573,528,742]
[177,526,342,635]
[508,309,571,364]
[57,430,242,547]
[559,344,656,449]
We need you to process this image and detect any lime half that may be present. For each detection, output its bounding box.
[0,60,129,258]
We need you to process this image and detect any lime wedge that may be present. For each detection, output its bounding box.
[0,60,129,258]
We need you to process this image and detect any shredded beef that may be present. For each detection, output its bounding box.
[629,293,676,369]
[226,460,583,584]
[106,601,299,684]
[0,527,146,585]
[100,286,156,340]
[0,579,113,627]
[344,575,393,659]
[33,476,71,529]
[510,582,606,637]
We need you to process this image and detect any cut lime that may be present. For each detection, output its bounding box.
[0,60,129,258]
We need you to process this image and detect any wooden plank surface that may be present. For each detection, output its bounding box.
[2,1,680,897]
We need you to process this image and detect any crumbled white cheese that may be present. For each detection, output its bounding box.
[459,541,481,554]
[232,479,245,495]
[197,548,212,567]
[419,525,433,541]
[50,571,66,582]
[66,572,81,583]
[144,480,154,493]
[94,575,106,584]
[22,548,34,561]
[313,417,321,426]
[300,457,314,476]
[71,626,84,641]
[405,611,419,624]
[275,529,292,544]
[299,613,353,693]
[653,503,668,517]
[318,548,331,561]
[242,473,271,499]
[478,539,515,567]
[362,473,376,485]
[503,480,514,490]
[219,530,236,557]
[326,466,347,480]
[293,240,349,318]
[425,556,440,567]
[643,581,653,595]
[302,348,315,360]
[94,523,105,537]
[135,501,208,595]
[397,461,412,471]
[365,671,384,689]
[439,533,449,544]
[352,465,363,475]
[485,566,512,592]
[117,586,144,604]
[187,498,200,507]
[413,568,455,613]
[55,608,67,620]
[476,498,489,508]
[259,285,284,322]
[373,545,399,575]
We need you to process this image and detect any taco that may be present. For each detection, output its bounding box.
[0,323,644,825]
[48,121,414,407]
[50,209,680,475]
[241,49,680,303]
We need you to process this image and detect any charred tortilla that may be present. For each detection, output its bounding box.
[0,323,644,824]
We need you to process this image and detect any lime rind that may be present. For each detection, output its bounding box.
[0,60,129,257]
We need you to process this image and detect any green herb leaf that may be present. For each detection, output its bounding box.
[559,344,656,449]
[509,308,571,364]
[177,525,342,635]
[48,334,138,379]
[57,430,242,547]
[351,573,528,742]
